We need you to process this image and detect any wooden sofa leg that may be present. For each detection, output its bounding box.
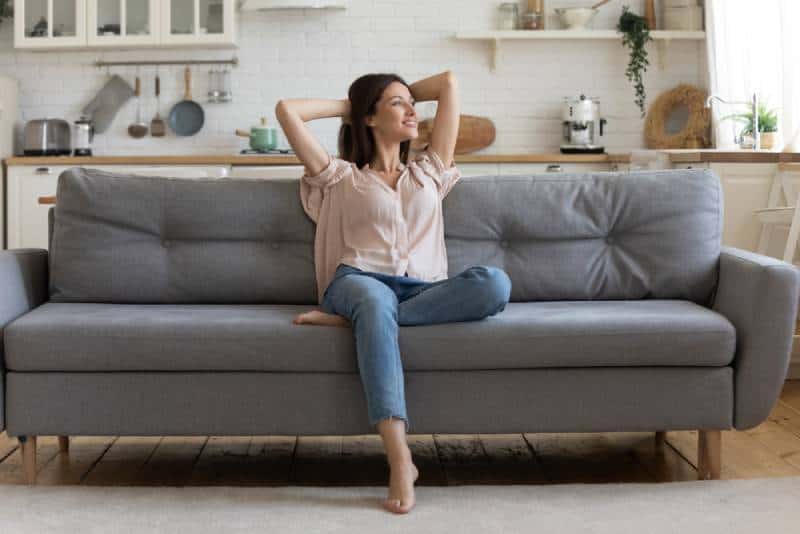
[655,431,666,448]
[697,430,722,480]
[58,436,69,453]
[20,436,37,485]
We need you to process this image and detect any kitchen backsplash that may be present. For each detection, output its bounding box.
[0,0,707,155]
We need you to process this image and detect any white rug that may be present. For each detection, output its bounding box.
[2,477,799,533]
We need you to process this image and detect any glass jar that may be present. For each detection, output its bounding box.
[520,11,543,29]
[498,3,519,30]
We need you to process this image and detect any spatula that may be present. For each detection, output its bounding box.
[150,73,166,137]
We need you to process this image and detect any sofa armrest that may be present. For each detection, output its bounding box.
[711,246,800,430]
[1,248,49,358]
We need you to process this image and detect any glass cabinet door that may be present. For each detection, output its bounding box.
[15,0,87,48]
[23,0,49,40]
[162,0,235,44]
[88,0,159,45]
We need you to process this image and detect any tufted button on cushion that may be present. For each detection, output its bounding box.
[500,240,510,248]
[271,243,280,249]
[605,235,614,245]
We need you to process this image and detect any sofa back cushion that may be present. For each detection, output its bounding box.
[443,170,721,305]
[49,167,721,305]
[49,168,319,304]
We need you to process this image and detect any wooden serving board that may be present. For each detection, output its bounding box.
[410,114,496,154]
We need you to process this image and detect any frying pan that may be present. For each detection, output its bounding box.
[169,67,205,136]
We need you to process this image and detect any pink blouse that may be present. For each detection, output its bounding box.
[300,146,462,305]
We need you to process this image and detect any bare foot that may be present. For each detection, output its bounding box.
[293,309,351,327]
[383,461,419,514]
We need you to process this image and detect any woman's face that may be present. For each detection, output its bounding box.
[365,81,418,142]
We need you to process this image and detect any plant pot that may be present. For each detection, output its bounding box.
[761,132,776,150]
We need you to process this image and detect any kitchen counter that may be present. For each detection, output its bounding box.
[4,150,800,166]
[3,153,631,165]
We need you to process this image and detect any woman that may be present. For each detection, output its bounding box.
[275,71,511,514]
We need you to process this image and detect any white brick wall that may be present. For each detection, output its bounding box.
[0,0,707,155]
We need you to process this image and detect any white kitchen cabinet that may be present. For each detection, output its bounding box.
[438,162,620,179]
[160,0,236,47]
[709,163,783,253]
[14,0,236,49]
[670,162,711,170]
[87,0,160,47]
[5,164,230,249]
[499,162,613,175]
[14,0,87,49]
[229,165,304,179]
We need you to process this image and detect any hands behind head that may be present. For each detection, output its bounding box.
[342,98,352,126]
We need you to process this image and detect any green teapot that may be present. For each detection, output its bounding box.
[236,117,278,151]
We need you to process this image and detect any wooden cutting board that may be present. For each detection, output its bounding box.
[410,114,496,154]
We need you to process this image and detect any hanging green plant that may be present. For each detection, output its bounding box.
[617,5,653,118]
[0,0,12,26]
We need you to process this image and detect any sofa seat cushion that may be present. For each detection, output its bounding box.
[3,301,735,372]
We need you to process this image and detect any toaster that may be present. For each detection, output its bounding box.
[23,118,72,156]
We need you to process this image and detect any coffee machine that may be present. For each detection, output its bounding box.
[73,116,94,156]
[560,94,607,154]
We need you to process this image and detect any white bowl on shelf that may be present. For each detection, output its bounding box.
[554,7,599,30]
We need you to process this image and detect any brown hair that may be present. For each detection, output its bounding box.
[337,73,412,168]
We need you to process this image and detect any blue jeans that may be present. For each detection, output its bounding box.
[320,263,512,433]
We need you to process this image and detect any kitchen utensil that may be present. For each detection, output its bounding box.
[590,0,612,9]
[23,118,72,156]
[236,117,278,151]
[82,74,134,134]
[169,67,205,136]
[644,0,656,29]
[150,73,166,137]
[409,115,496,154]
[554,7,598,29]
[73,116,95,156]
[208,66,221,103]
[127,75,148,138]
[219,66,232,102]
[560,94,607,154]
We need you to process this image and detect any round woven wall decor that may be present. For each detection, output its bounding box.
[645,84,711,149]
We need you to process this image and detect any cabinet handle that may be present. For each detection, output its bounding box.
[546,164,563,173]
[35,167,52,174]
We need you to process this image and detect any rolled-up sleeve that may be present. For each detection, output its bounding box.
[300,153,349,223]
[413,146,462,200]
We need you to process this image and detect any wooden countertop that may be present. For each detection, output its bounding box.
[657,149,800,163]
[5,150,800,166]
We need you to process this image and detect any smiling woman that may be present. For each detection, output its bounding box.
[274,71,508,516]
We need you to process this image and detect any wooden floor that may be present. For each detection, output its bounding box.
[3,380,800,487]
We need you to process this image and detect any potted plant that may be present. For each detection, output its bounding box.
[0,0,12,26]
[617,5,653,119]
[720,101,780,150]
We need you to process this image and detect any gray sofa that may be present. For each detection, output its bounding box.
[1,166,798,484]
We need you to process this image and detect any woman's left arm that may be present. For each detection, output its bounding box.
[409,71,460,168]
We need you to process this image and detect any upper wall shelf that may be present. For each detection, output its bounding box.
[454,30,707,71]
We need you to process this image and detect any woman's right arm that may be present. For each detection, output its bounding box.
[275,99,351,177]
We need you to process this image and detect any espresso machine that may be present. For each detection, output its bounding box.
[560,94,607,154]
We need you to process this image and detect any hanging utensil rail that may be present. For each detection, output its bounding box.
[95,57,239,68]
